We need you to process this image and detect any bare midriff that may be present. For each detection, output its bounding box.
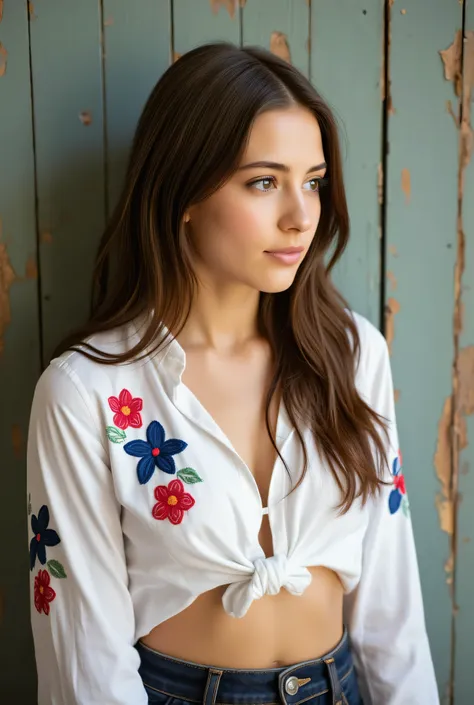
[140,565,344,668]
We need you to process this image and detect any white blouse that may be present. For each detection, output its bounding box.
[27,311,439,704]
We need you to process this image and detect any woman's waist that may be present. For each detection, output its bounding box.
[140,565,344,669]
[136,625,356,705]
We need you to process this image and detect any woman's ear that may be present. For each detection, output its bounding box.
[184,212,191,223]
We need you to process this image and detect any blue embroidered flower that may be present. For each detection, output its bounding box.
[388,449,408,515]
[124,420,188,484]
[30,505,61,571]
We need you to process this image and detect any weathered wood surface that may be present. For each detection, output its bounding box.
[453,2,474,702]
[385,1,463,701]
[0,1,41,701]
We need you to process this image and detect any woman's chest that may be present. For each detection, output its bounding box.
[180,351,280,509]
[97,372,368,565]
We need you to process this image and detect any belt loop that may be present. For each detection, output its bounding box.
[324,657,343,705]
[203,668,223,705]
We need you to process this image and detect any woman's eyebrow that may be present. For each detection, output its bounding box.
[237,160,327,173]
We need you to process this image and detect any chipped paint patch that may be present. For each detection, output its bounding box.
[385,297,400,356]
[270,32,291,64]
[210,0,239,19]
[388,244,398,257]
[104,16,114,27]
[435,397,454,538]
[0,1,3,23]
[460,31,474,172]
[440,31,462,98]
[12,425,22,459]
[25,256,37,280]
[0,42,7,78]
[387,270,397,291]
[28,2,37,20]
[173,52,182,64]
[0,240,16,355]
[446,99,458,128]
[394,389,401,403]
[401,168,411,204]
[79,111,92,126]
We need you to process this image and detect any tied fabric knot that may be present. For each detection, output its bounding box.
[222,553,312,618]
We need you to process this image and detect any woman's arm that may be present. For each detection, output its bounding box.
[344,325,439,704]
[27,360,147,705]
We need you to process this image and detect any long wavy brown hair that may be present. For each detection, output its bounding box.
[54,42,389,512]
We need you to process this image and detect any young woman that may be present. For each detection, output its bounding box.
[27,42,438,705]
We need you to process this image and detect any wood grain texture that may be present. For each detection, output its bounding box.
[310,0,384,325]
[453,2,474,702]
[242,0,310,78]
[385,1,462,698]
[103,1,172,215]
[29,0,106,362]
[0,1,40,701]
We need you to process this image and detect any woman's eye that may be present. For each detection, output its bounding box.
[250,178,276,192]
[304,178,322,192]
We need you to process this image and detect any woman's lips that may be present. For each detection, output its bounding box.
[264,247,304,265]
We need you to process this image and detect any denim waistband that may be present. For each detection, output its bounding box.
[135,627,355,705]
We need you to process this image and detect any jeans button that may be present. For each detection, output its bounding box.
[284,676,299,695]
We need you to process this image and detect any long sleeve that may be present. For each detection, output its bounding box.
[27,359,148,705]
[344,330,439,704]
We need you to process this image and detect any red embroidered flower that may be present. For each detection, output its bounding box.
[108,389,143,430]
[394,473,406,494]
[152,479,195,525]
[34,569,56,615]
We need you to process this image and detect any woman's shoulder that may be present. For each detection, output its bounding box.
[33,318,160,412]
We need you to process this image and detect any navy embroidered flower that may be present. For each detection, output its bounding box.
[124,420,188,484]
[30,505,61,571]
[388,449,409,516]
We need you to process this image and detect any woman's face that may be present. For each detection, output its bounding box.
[186,106,326,294]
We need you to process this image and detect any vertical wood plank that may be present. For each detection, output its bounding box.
[173,0,240,56]
[29,0,106,362]
[385,1,462,698]
[454,2,474,702]
[310,0,384,325]
[103,1,172,214]
[0,1,40,700]
[242,0,310,79]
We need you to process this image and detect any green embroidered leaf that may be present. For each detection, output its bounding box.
[47,560,67,579]
[402,497,410,517]
[106,426,126,444]
[177,468,203,484]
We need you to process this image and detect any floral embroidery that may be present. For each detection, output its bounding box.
[389,450,410,516]
[124,420,188,484]
[106,388,143,443]
[30,505,60,571]
[152,479,195,525]
[29,503,67,616]
[34,569,56,615]
[108,389,143,431]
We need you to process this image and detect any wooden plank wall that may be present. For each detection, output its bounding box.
[0,0,41,697]
[0,1,472,702]
[453,0,474,700]
[386,1,461,699]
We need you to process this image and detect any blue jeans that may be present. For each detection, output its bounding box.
[135,627,363,704]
